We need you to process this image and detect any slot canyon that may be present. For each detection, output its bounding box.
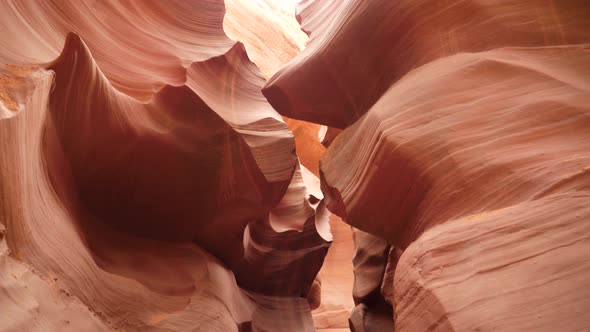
[0,0,589,331]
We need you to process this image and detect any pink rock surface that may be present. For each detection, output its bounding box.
[3,0,589,331]
[0,1,331,331]
[265,0,590,128]
[395,194,590,331]
[321,47,590,248]
[319,22,590,332]
[0,61,255,331]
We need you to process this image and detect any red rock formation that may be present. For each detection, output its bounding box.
[4,0,589,331]
[0,61,255,331]
[395,194,590,331]
[0,0,332,330]
[321,47,590,247]
[223,3,356,329]
[265,0,590,128]
[224,0,326,176]
[0,0,234,100]
[310,1,590,330]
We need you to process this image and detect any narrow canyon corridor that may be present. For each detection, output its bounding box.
[1,0,589,331]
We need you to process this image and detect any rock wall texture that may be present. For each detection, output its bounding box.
[287,0,590,331]
[0,1,331,331]
[2,0,590,331]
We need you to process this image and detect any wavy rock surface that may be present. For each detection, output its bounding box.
[276,0,590,330]
[0,1,332,331]
[395,193,590,331]
[223,2,356,328]
[265,0,590,128]
[224,0,326,176]
[321,46,590,246]
[0,0,234,100]
[320,38,590,332]
[0,62,255,331]
[5,0,586,331]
